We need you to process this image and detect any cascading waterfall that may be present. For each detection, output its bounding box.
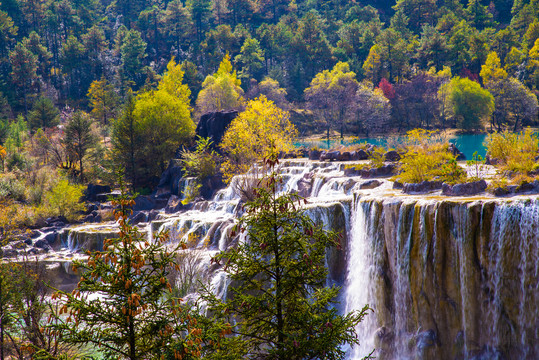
[345,198,377,359]
[53,160,539,359]
[345,196,539,360]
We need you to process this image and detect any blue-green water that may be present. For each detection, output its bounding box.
[295,134,487,160]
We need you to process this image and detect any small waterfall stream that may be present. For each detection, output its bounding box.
[53,160,539,360]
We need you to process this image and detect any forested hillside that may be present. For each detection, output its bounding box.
[0,0,537,134]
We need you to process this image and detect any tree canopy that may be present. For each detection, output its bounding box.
[220,95,296,182]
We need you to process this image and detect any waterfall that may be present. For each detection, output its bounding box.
[345,198,377,359]
[55,159,539,359]
[345,197,539,360]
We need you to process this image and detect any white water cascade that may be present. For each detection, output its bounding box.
[51,160,539,360]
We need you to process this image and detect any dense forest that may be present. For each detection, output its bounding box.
[0,0,537,133]
[0,0,536,196]
[1,1,539,358]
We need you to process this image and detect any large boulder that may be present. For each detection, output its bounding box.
[403,181,443,194]
[157,164,184,196]
[515,180,539,194]
[196,111,238,150]
[308,149,321,160]
[84,184,112,202]
[442,180,487,196]
[360,164,395,178]
[200,175,225,199]
[297,172,314,197]
[448,143,466,160]
[164,195,184,214]
[320,151,340,161]
[133,195,168,211]
[360,179,382,189]
[350,149,369,160]
[384,150,401,162]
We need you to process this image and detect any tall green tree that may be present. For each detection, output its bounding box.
[375,28,408,82]
[188,0,212,42]
[61,35,85,98]
[112,93,141,190]
[163,0,194,56]
[9,42,37,116]
[290,11,334,93]
[120,29,147,89]
[305,62,359,140]
[202,155,369,359]
[64,111,97,181]
[22,31,51,81]
[392,0,437,33]
[0,9,17,82]
[447,76,494,130]
[235,37,265,81]
[28,96,59,130]
[418,25,449,72]
[82,25,107,80]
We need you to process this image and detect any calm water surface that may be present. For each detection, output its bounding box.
[296,134,488,160]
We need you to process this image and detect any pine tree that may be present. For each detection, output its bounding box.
[28,96,59,130]
[63,111,96,182]
[202,155,370,359]
[49,186,205,360]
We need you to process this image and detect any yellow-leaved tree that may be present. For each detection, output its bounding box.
[112,58,195,189]
[220,96,297,182]
[480,51,508,86]
[195,54,244,114]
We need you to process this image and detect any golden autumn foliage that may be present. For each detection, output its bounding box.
[220,96,297,182]
[196,54,244,114]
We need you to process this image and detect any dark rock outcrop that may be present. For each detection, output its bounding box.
[442,180,487,196]
[164,195,184,214]
[360,164,395,178]
[34,239,51,251]
[403,180,443,194]
[360,179,382,189]
[84,184,112,202]
[393,181,404,189]
[196,111,238,150]
[343,167,361,176]
[200,175,225,199]
[129,211,148,224]
[515,180,539,194]
[384,150,401,162]
[350,149,369,160]
[489,180,539,197]
[320,151,339,161]
[448,143,466,160]
[308,149,321,160]
[133,195,168,211]
[157,164,184,196]
[297,172,314,198]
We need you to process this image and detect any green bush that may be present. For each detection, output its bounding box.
[180,136,219,180]
[40,179,85,221]
[0,174,26,201]
[26,166,59,205]
[485,129,538,174]
[396,129,466,184]
[369,147,386,168]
